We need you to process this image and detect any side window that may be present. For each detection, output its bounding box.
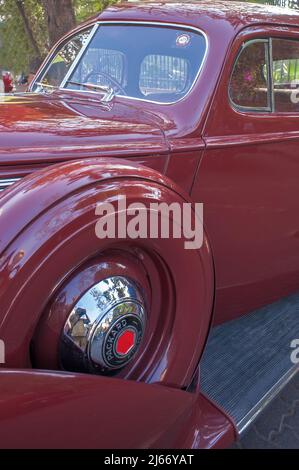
[229,40,270,111]
[34,28,92,90]
[272,38,299,112]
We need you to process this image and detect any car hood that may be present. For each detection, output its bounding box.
[0,91,169,164]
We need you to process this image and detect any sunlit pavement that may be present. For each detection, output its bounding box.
[233,372,299,449]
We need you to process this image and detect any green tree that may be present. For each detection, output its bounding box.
[0,0,117,73]
[0,0,47,72]
[74,0,113,23]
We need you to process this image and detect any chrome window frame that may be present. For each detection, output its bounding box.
[269,37,275,113]
[31,21,209,106]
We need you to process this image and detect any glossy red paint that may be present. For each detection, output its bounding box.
[1,0,298,449]
[193,23,299,323]
[0,159,214,388]
[0,370,235,449]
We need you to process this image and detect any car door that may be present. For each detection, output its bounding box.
[192,25,299,324]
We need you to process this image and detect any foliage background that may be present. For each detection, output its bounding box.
[0,0,299,74]
[0,0,117,73]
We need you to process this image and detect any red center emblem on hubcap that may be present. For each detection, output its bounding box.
[116,329,136,356]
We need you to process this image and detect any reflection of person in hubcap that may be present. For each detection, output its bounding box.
[69,307,89,350]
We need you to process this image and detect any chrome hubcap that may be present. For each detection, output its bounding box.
[60,276,146,374]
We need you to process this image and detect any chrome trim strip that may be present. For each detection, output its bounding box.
[0,178,21,191]
[238,363,299,435]
[269,37,275,112]
[33,20,209,106]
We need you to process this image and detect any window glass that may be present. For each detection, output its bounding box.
[65,24,207,103]
[34,28,92,90]
[140,55,188,96]
[229,41,270,110]
[70,48,126,89]
[272,38,299,112]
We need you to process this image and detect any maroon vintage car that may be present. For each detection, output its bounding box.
[0,1,299,449]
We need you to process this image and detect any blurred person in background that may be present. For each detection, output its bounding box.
[16,72,29,92]
[2,71,14,93]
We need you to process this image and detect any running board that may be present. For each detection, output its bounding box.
[200,292,299,435]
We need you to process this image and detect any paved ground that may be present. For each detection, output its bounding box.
[233,372,299,449]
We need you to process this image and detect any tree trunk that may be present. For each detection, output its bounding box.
[41,0,76,47]
[15,0,42,59]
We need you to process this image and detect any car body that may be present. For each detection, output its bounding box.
[0,1,299,449]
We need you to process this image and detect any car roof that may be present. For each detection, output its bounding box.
[99,1,299,33]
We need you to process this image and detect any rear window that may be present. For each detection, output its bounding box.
[140,54,189,96]
[64,24,207,104]
[74,47,126,87]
